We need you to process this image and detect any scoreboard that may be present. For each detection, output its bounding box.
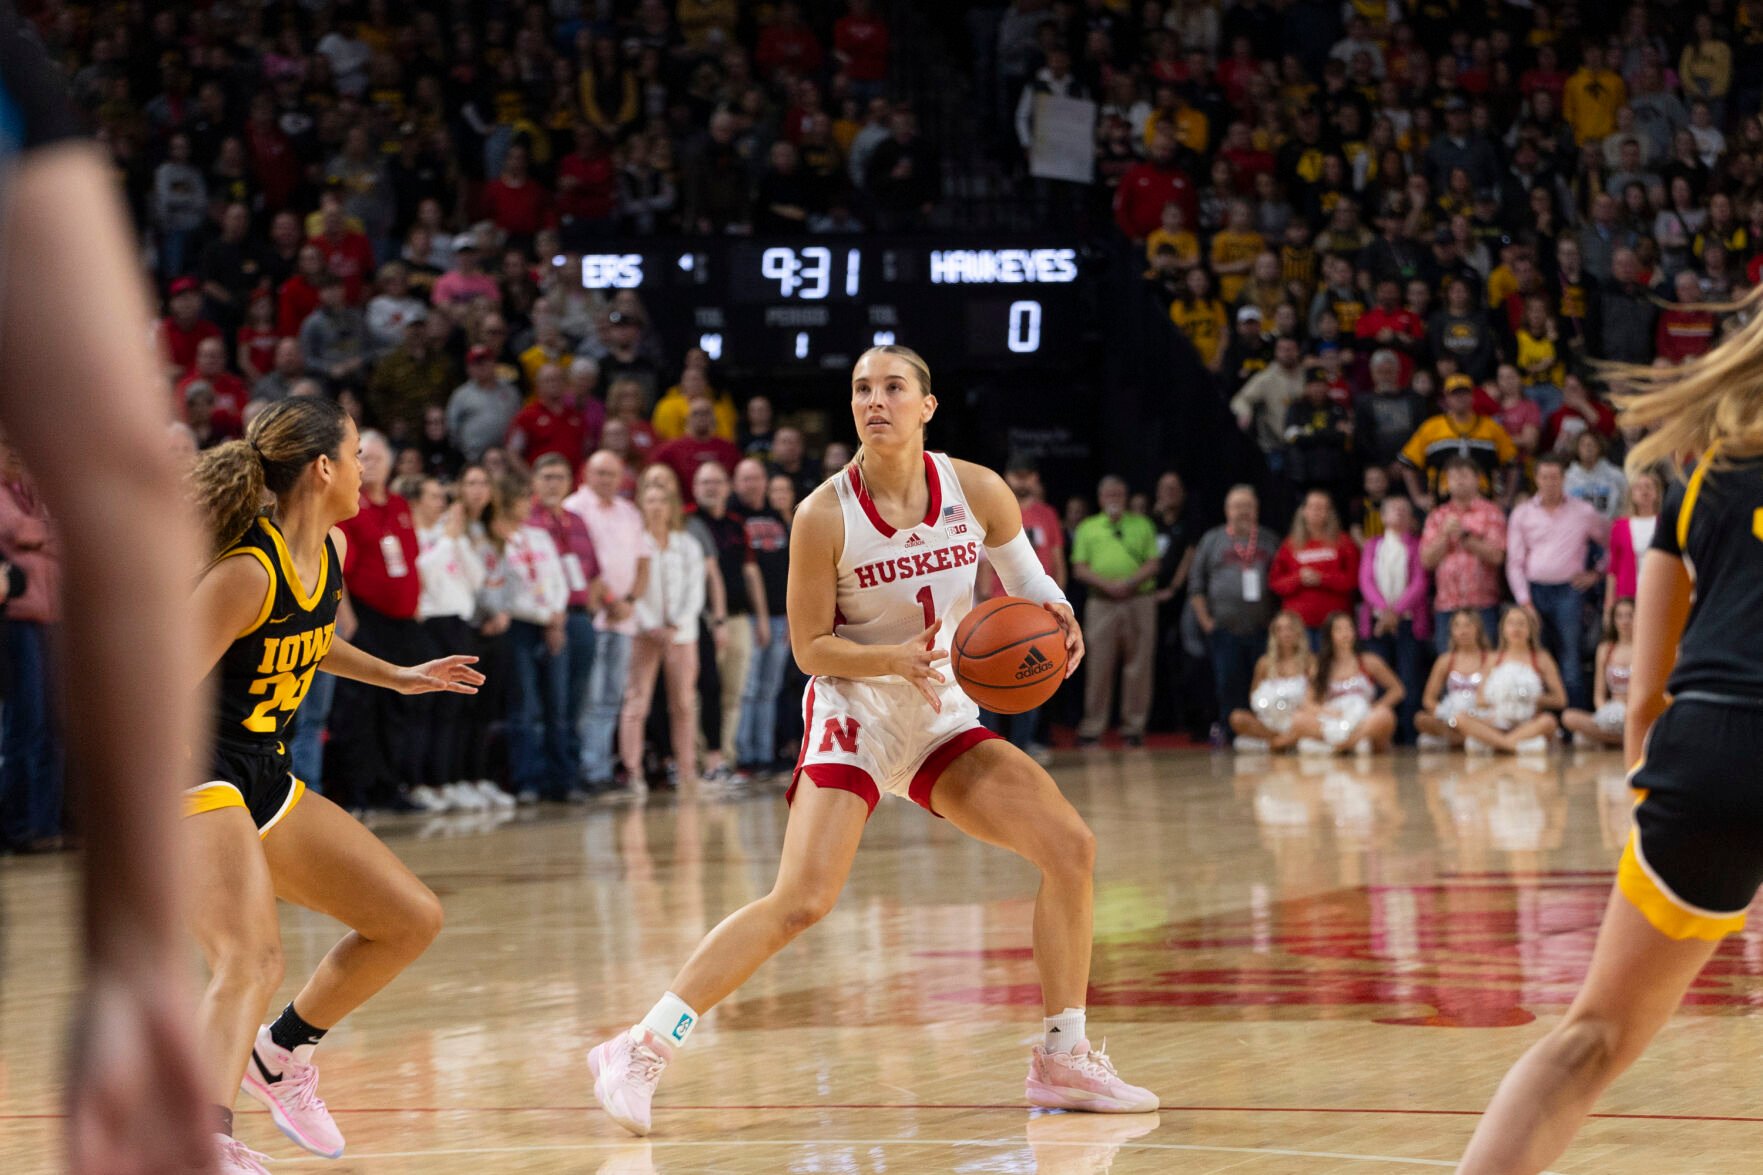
[568,237,1088,374]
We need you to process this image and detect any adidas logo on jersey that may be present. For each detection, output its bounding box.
[1016,646,1056,681]
[903,533,925,548]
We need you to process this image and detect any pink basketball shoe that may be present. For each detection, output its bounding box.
[1025,1039,1159,1113]
[215,1133,271,1174]
[239,1026,346,1157]
[588,1028,675,1136]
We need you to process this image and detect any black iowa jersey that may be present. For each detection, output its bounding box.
[208,518,342,751]
[1653,456,1763,700]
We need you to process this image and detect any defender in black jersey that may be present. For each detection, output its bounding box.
[185,398,481,1172]
[185,519,342,834]
[1460,296,1763,1171]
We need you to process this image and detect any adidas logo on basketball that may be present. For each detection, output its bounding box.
[903,533,925,548]
[1015,646,1055,680]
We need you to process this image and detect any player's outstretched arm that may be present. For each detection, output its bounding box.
[0,142,214,1175]
[318,636,485,695]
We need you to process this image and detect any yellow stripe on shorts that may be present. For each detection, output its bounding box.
[1617,830,1747,941]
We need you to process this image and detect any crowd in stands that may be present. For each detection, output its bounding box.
[0,0,1748,843]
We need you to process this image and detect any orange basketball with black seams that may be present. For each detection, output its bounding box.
[952,596,1067,714]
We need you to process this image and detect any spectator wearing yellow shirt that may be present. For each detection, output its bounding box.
[1515,295,1565,397]
[1143,83,1209,156]
[1169,267,1229,373]
[518,315,575,389]
[1563,44,1626,145]
[1210,199,1265,304]
[652,366,737,442]
[1144,201,1200,268]
[1680,14,1731,114]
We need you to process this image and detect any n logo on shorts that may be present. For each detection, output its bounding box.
[818,716,860,754]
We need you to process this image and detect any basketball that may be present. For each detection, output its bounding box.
[953,596,1068,714]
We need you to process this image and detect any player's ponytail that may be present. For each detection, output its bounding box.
[1614,284,1763,476]
[848,344,934,472]
[190,397,350,556]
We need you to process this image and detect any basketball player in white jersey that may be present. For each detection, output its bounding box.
[587,345,1159,1134]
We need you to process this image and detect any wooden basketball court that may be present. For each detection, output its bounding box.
[7,747,1763,1173]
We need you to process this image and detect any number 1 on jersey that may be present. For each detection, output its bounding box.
[916,584,935,644]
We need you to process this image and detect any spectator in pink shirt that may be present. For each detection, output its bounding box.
[1420,455,1508,651]
[1506,453,1610,709]
[564,449,650,790]
[431,233,502,313]
[1357,496,1429,743]
[1604,466,1663,625]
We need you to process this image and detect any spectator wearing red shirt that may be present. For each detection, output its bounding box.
[309,196,376,305]
[1543,372,1618,454]
[482,144,554,243]
[834,0,890,99]
[755,0,824,79]
[651,397,742,488]
[1655,270,1718,364]
[332,430,426,807]
[1519,44,1568,104]
[556,125,619,247]
[277,243,327,337]
[507,364,588,473]
[1114,127,1198,241]
[1268,490,1361,638]
[244,92,299,211]
[176,337,248,421]
[159,276,222,372]
[1353,277,1425,384]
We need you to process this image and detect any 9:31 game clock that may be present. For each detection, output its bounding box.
[570,237,1089,374]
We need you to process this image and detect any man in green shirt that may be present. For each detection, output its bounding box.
[1071,475,1162,746]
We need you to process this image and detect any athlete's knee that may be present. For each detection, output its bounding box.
[214,935,285,998]
[1036,817,1096,880]
[1549,1011,1630,1075]
[394,884,445,950]
[770,883,840,939]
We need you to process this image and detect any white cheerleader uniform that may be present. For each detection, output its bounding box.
[1319,659,1378,746]
[1434,654,1488,726]
[789,453,1002,817]
[1251,669,1311,734]
[1481,655,1545,732]
[1594,656,1630,735]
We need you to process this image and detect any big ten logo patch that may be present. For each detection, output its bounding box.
[818,716,860,754]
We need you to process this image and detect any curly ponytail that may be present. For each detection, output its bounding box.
[189,397,350,557]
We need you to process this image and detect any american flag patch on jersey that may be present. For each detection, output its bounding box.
[943,503,966,524]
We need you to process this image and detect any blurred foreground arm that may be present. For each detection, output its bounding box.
[0,143,213,1173]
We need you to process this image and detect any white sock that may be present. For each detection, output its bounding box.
[637,991,700,1050]
[1043,1007,1085,1053]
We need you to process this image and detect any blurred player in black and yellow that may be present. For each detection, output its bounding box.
[186,397,482,1173]
[1458,289,1763,1173]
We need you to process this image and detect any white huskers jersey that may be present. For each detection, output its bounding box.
[832,451,987,651]
[787,452,1003,816]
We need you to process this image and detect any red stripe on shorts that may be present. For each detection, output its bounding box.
[907,726,1002,817]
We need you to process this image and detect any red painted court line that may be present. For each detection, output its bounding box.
[10,1105,1763,1124]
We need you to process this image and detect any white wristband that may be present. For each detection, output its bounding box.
[987,529,1068,608]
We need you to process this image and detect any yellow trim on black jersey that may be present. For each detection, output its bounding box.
[217,547,277,638]
[260,517,326,610]
[1678,454,1715,552]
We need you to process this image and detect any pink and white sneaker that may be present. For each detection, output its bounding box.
[215,1133,272,1174]
[588,1028,675,1136]
[239,1026,346,1157]
[1026,1039,1160,1113]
